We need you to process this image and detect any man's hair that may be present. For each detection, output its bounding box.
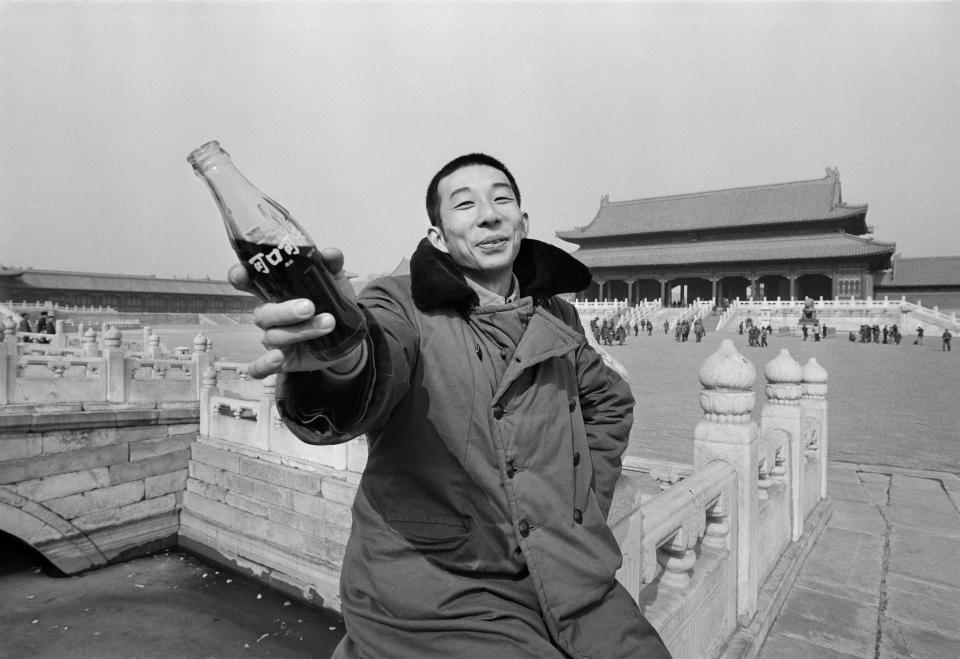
[425,153,521,227]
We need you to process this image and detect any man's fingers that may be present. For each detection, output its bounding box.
[253,299,318,329]
[228,263,252,292]
[246,349,284,380]
[260,313,335,349]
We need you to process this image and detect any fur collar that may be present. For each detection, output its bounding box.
[409,237,592,311]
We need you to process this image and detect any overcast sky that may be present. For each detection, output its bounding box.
[1,1,958,281]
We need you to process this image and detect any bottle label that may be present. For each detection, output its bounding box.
[247,238,301,274]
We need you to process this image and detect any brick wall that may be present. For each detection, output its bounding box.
[0,402,198,573]
[179,436,357,611]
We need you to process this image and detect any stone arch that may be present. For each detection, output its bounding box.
[0,489,108,575]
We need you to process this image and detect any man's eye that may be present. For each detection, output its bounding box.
[495,196,514,203]
[454,201,474,209]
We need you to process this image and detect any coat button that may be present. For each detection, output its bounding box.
[573,452,581,466]
[573,509,583,524]
[568,399,577,412]
[519,519,530,537]
[492,404,503,420]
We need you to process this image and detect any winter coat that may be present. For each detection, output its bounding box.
[276,238,662,658]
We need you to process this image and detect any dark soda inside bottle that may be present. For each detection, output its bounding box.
[232,239,366,362]
[187,140,367,363]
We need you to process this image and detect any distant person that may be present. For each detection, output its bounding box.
[760,326,769,347]
[802,324,809,341]
[738,321,744,335]
[915,326,924,345]
[943,329,952,352]
[17,313,31,336]
[34,311,50,344]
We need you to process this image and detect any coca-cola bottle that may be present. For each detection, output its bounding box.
[187,140,366,362]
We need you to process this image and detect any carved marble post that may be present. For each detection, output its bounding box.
[761,349,804,541]
[801,358,829,500]
[199,366,217,437]
[694,338,759,625]
[0,316,15,404]
[102,327,126,403]
[82,327,99,357]
[54,319,67,348]
[192,333,210,400]
[255,374,277,451]
[147,332,162,359]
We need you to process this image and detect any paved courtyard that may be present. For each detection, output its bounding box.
[2,325,957,657]
[599,328,958,659]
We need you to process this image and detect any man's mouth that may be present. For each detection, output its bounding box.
[478,236,509,248]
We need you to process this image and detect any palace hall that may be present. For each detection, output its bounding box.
[557,168,897,306]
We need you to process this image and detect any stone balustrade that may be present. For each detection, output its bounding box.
[1,320,211,406]
[0,330,830,658]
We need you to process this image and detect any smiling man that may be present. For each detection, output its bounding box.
[231,153,670,658]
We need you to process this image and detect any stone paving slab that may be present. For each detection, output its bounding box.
[884,574,960,639]
[792,527,884,605]
[880,617,960,659]
[827,463,863,485]
[762,585,878,657]
[829,499,887,537]
[759,633,861,659]
[762,468,960,659]
[889,476,957,514]
[887,532,960,590]
[884,502,960,537]
[858,471,892,507]
[829,480,875,505]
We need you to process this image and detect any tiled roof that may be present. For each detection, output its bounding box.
[571,232,896,269]
[0,268,251,297]
[557,171,867,239]
[879,256,960,287]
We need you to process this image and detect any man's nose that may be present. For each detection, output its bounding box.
[476,198,502,225]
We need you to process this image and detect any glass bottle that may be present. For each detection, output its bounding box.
[187,140,366,362]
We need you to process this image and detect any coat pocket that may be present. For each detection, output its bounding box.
[383,512,471,554]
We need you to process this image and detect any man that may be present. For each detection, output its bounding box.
[231,154,670,658]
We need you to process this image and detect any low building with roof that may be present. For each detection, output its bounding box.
[0,265,257,315]
[557,168,898,306]
[876,255,960,312]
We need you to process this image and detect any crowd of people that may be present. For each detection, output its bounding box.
[15,310,56,343]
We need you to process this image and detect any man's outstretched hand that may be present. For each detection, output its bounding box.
[228,247,359,379]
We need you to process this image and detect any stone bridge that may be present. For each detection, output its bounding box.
[0,319,831,658]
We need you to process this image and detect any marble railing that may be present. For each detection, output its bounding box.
[1,312,829,658]
[0,322,210,406]
[185,338,829,658]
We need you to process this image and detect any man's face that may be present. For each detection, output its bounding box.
[427,164,528,286]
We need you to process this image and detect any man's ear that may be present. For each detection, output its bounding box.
[520,212,529,239]
[426,225,449,253]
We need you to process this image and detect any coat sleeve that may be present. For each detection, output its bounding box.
[274,277,419,445]
[562,303,635,519]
